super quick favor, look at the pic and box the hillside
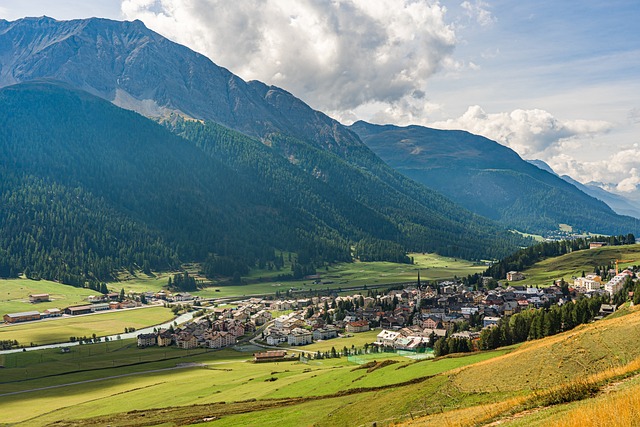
[515,244,640,286]
[529,159,640,219]
[0,81,529,287]
[350,121,640,236]
[0,81,347,285]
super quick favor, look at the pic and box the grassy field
[0,306,174,346]
[3,304,639,427]
[0,253,485,315]
[196,252,486,299]
[0,342,510,426]
[518,244,640,286]
[0,278,101,315]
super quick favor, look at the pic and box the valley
[0,11,638,427]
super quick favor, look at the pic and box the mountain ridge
[350,120,640,236]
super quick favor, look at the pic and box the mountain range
[0,16,636,284]
[350,121,640,236]
[527,160,640,219]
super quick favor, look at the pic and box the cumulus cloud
[460,0,496,27]
[549,147,640,194]
[121,0,457,112]
[431,105,612,158]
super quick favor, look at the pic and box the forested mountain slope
[351,121,640,236]
[0,82,529,287]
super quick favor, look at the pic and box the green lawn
[518,244,640,286]
[0,278,101,315]
[0,306,174,346]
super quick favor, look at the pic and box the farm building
[65,305,94,316]
[4,311,41,323]
[29,293,50,303]
[253,350,288,362]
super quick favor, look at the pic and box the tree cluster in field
[168,271,199,292]
[0,339,20,350]
[433,337,472,357]
[482,235,635,280]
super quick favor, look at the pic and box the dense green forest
[0,82,530,287]
[168,119,532,262]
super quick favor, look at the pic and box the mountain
[0,16,360,156]
[0,80,529,285]
[350,121,640,236]
[0,16,534,275]
[528,160,640,219]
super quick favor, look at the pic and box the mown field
[0,306,174,346]
[518,244,640,286]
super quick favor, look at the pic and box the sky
[1,0,639,196]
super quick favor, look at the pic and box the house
[376,330,400,347]
[205,331,236,349]
[266,333,287,346]
[312,326,339,340]
[345,320,370,333]
[65,305,94,315]
[29,293,50,303]
[157,330,173,346]
[422,315,442,330]
[287,328,313,346]
[254,350,288,362]
[3,311,41,324]
[483,316,501,328]
[599,304,617,317]
[589,242,606,249]
[227,324,245,337]
[506,271,525,281]
[42,308,62,318]
[137,333,157,347]
[175,332,198,349]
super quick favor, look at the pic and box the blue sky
[1,0,639,193]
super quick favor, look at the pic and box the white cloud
[121,0,457,113]
[431,105,612,158]
[549,147,640,194]
[460,0,495,27]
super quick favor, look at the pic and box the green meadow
[0,306,174,346]
[0,278,101,315]
[196,252,486,299]
[0,337,510,426]
[518,244,640,286]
